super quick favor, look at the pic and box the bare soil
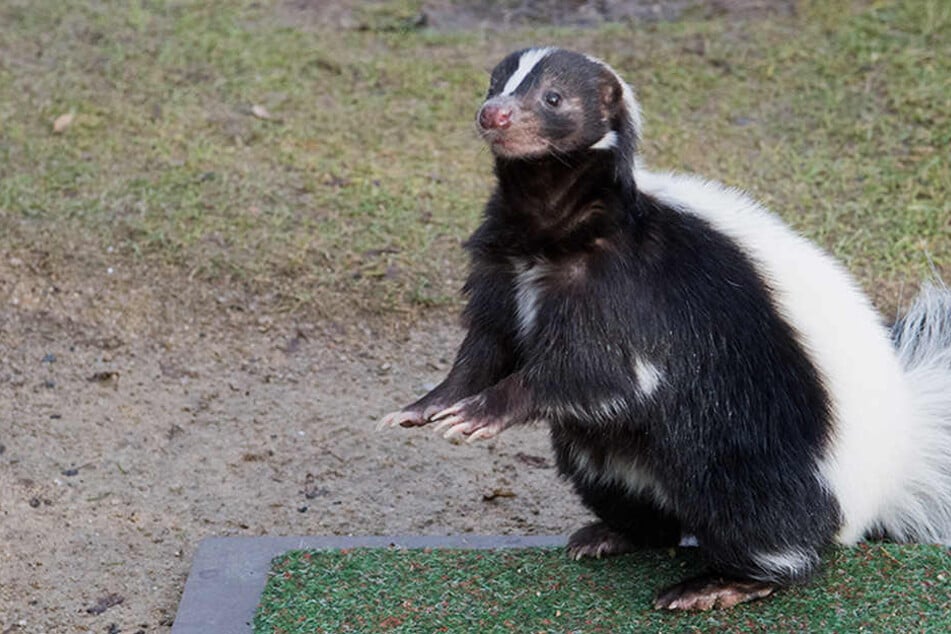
[0,257,589,632]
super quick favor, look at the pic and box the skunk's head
[477,48,641,164]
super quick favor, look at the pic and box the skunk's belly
[555,438,671,509]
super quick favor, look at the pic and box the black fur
[389,49,843,596]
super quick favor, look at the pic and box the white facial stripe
[501,47,553,96]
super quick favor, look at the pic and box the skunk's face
[477,48,628,160]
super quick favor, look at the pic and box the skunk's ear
[599,72,623,119]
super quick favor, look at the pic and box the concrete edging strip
[171,534,568,634]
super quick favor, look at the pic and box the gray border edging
[171,535,568,634]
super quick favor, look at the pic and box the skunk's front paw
[376,402,453,431]
[376,408,426,430]
[429,396,505,443]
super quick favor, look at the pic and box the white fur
[592,396,628,420]
[543,396,626,425]
[879,282,951,544]
[590,130,617,150]
[511,257,550,340]
[634,169,920,545]
[570,445,671,508]
[633,358,662,397]
[618,81,642,142]
[752,548,819,580]
[502,48,553,96]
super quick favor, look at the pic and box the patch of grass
[0,0,947,320]
[253,544,951,633]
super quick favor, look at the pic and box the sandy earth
[0,258,590,632]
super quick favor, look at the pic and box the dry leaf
[52,113,74,133]
[251,105,272,120]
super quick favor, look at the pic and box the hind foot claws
[654,575,777,611]
[567,522,636,560]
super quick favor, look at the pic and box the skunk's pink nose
[478,103,512,130]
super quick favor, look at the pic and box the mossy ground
[253,545,951,633]
[1,0,947,324]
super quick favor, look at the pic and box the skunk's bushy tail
[883,281,951,544]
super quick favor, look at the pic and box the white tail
[881,281,951,544]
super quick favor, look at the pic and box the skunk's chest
[509,255,591,340]
[505,253,666,410]
[511,257,551,340]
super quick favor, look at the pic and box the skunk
[379,47,951,610]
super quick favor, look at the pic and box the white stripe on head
[501,47,554,96]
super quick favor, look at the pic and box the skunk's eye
[544,91,562,107]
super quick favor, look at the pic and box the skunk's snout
[478,100,513,131]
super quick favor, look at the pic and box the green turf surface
[253,544,950,633]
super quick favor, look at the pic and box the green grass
[0,0,948,320]
[253,545,951,633]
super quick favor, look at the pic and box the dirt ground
[0,256,591,632]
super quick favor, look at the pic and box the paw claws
[442,421,472,440]
[376,411,401,430]
[654,577,777,611]
[429,403,463,422]
[465,427,497,443]
[377,409,429,430]
[432,415,463,434]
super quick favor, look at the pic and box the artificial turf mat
[253,544,950,633]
